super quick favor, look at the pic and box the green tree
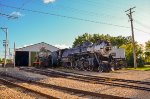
[73,33,131,48]
[73,33,92,47]
[0,58,1,63]
[120,43,144,67]
[145,40,150,50]
[136,44,145,67]
[145,40,150,63]
[110,36,132,47]
[120,43,133,67]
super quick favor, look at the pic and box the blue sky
[0,0,150,58]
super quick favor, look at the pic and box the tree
[145,40,150,64]
[110,36,132,47]
[73,33,131,48]
[136,44,145,67]
[0,58,1,63]
[73,33,92,47]
[145,40,150,50]
[120,43,144,67]
[120,43,133,67]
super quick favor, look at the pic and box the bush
[126,54,145,67]
[137,57,145,67]
[126,54,134,67]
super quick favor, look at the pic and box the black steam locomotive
[51,40,122,72]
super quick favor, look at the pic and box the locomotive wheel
[77,61,84,71]
[83,61,89,71]
[67,62,72,69]
[88,65,94,71]
[115,62,121,70]
[62,62,70,69]
[71,62,76,70]
[120,61,127,68]
[111,66,115,71]
[73,61,78,70]
[110,62,115,71]
[98,64,104,72]
[98,63,111,72]
[78,66,84,71]
[104,63,111,72]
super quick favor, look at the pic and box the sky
[0,0,150,58]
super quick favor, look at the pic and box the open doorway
[15,51,29,66]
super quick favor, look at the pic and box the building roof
[16,42,59,52]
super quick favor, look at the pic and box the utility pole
[1,27,8,68]
[14,42,16,67]
[9,48,10,56]
[125,7,137,68]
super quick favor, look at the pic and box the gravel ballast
[54,68,150,81]
[0,81,37,99]
[0,67,150,99]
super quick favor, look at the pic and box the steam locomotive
[36,40,124,72]
[50,40,126,72]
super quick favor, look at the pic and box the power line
[134,20,150,29]
[18,0,32,10]
[134,28,150,34]
[0,12,17,19]
[54,4,126,20]
[28,0,126,20]
[0,0,32,27]
[72,0,119,10]
[0,3,150,35]
[83,0,126,9]
[71,0,126,15]
[0,3,130,29]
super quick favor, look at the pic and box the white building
[15,42,59,66]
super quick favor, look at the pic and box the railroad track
[1,73,128,99]
[0,77,58,99]
[53,69,150,85]
[20,67,150,92]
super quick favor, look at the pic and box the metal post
[29,51,31,66]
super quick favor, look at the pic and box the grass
[126,65,150,71]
